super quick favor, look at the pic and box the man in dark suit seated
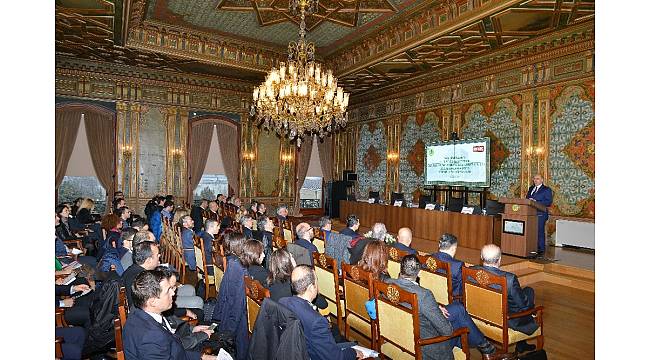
[431,233,465,298]
[292,222,318,265]
[279,265,362,360]
[525,174,553,257]
[275,205,289,223]
[121,239,160,308]
[123,270,220,360]
[191,198,208,233]
[199,219,219,275]
[392,227,418,255]
[471,244,539,353]
[339,214,360,237]
[254,216,274,268]
[386,255,499,358]
[241,214,255,239]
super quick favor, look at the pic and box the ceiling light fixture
[250,0,349,146]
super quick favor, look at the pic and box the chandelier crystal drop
[250,0,349,146]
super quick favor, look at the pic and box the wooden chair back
[387,247,409,279]
[282,221,294,243]
[341,263,376,349]
[114,317,125,360]
[55,337,64,359]
[312,230,326,253]
[118,287,128,322]
[374,280,469,360]
[194,234,213,299]
[462,266,544,352]
[417,255,453,306]
[244,276,270,335]
[311,252,343,331]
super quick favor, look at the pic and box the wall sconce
[387,152,399,162]
[243,152,256,160]
[171,148,183,159]
[280,153,294,162]
[121,145,133,157]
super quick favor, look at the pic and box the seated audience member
[339,214,360,237]
[290,222,318,266]
[241,239,270,284]
[386,255,497,358]
[212,232,249,360]
[56,282,93,328]
[279,265,362,360]
[71,197,84,217]
[148,199,164,242]
[112,197,126,213]
[130,218,148,232]
[55,213,97,267]
[181,215,197,271]
[254,216,274,268]
[157,266,204,323]
[123,270,220,360]
[121,240,160,308]
[57,204,96,255]
[319,216,332,232]
[216,194,225,204]
[431,233,465,298]
[98,214,122,260]
[241,214,255,239]
[76,198,96,225]
[249,201,258,217]
[55,326,86,360]
[200,219,219,275]
[348,219,376,265]
[144,195,164,221]
[266,249,296,301]
[207,200,220,221]
[116,206,132,230]
[191,199,208,232]
[357,240,391,282]
[276,205,289,223]
[392,227,418,255]
[256,202,267,217]
[173,208,190,227]
[472,244,539,353]
[161,200,175,221]
[119,228,138,271]
[233,197,242,209]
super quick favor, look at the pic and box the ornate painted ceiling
[55,0,595,97]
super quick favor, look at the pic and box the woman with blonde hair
[173,207,190,226]
[76,198,96,224]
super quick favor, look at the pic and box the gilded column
[520,91,535,197]
[384,117,401,196]
[537,88,551,181]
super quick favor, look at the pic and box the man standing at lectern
[526,174,553,257]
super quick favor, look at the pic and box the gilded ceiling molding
[126,21,287,73]
[346,45,594,124]
[326,0,517,76]
[349,24,594,109]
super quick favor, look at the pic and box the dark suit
[212,256,249,360]
[279,296,356,360]
[243,226,255,240]
[526,184,553,252]
[190,206,205,233]
[199,231,214,276]
[392,242,417,255]
[470,265,538,335]
[348,237,371,265]
[338,227,358,238]
[248,265,270,285]
[121,264,144,309]
[123,307,201,360]
[431,251,465,298]
[294,238,318,265]
[256,230,273,268]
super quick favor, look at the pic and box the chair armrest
[508,305,544,320]
[55,308,67,327]
[55,337,64,358]
[418,327,469,345]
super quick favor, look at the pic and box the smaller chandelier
[250,0,349,146]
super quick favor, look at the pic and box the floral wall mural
[356,121,387,198]
[399,112,442,202]
[548,84,595,219]
[462,97,522,198]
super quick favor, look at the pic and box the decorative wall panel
[355,121,387,198]
[461,97,522,199]
[399,112,442,202]
[255,130,282,197]
[548,84,595,218]
[138,105,168,197]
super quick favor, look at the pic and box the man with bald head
[290,222,318,265]
[526,174,553,257]
[279,265,362,360]
[392,227,418,255]
[471,244,538,353]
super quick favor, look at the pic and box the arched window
[300,135,324,209]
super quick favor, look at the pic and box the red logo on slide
[473,146,485,152]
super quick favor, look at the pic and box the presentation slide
[424,138,490,187]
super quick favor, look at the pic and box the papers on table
[71,248,83,255]
[368,198,376,204]
[352,345,379,358]
[216,348,234,360]
[424,203,436,210]
[66,261,83,269]
[393,200,403,207]
[63,274,76,285]
[461,206,474,214]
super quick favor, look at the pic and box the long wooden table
[339,200,501,250]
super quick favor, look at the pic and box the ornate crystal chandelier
[250,0,349,146]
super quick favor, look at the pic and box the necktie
[531,186,538,196]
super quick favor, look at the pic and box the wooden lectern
[498,198,547,257]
